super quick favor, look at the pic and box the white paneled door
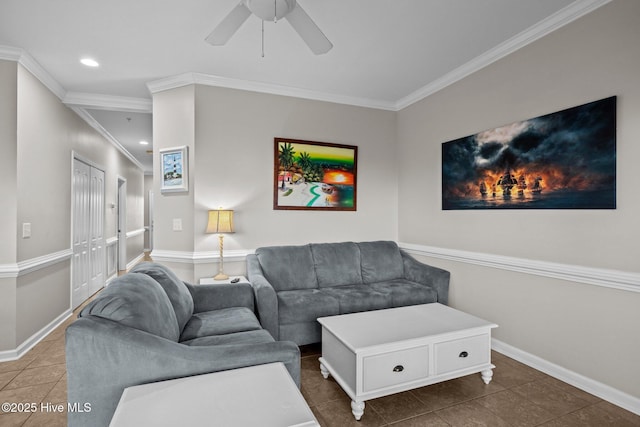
[72,159,105,309]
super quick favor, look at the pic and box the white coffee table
[317,303,497,420]
[110,362,319,427]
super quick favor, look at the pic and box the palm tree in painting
[297,152,312,173]
[279,142,296,190]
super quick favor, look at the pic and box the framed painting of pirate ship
[442,96,616,210]
[274,138,357,211]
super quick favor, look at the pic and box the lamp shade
[206,210,234,234]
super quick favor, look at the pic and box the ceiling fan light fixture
[246,0,294,21]
[206,0,332,55]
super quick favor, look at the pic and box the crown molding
[6,0,611,115]
[0,45,66,100]
[395,0,612,110]
[147,72,397,111]
[63,92,152,113]
[399,242,640,294]
[69,106,145,171]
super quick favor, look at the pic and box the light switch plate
[172,218,182,231]
[22,223,31,238]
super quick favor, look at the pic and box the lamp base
[213,272,229,280]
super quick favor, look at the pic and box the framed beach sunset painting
[442,96,616,210]
[273,138,358,211]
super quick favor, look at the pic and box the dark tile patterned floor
[1,285,639,426]
[300,344,640,426]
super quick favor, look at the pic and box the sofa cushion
[358,241,405,283]
[369,279,438,307]
[277,289,340,324]
[256,244,318,291]
[131,262,194,332]
[182,329,275,346]
[180,307,262,342]
[79,273,180,342]
[311,242,363,288]
[320,285,389,314]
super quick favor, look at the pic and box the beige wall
[397,0,640,399]
[153,85,398,281]
[0,60,17,263]
[0,61,18,350]
[0,62,145,353]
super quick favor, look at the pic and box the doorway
[72,158,105,309]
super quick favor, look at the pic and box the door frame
[117,176,127,271]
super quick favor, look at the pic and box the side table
[199,275,249,285]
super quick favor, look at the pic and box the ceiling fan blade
[205,2,252,46]
[285,3,333,55]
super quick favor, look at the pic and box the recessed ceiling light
[80,58,99,67]
[139,140,149,145]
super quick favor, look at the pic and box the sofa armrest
[246,254,279,340]
[184,282,254,313]
[400,250,451,305]
[66,317,300,427]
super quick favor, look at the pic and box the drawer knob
[459,351,469,358]
[392,365,404,372]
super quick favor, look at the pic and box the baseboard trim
[399,242,640,294]
[492,338,640,415]
[126,253,146,271]
[0,309,72,362]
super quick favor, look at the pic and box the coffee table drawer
[435,334,490,375]
[362,345,429,392]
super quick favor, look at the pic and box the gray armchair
[66,262,300,427]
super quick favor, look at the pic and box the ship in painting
[532,176,543,194]
[517,174,527,196]
[497,170,517,197]
[479,181,488,196]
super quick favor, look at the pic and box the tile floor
[1,292,639,426]
[300,344,640,426]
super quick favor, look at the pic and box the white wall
[397,0,640,401]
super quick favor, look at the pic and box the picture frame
[160,146,189,193]
[441,96,616,210]
[273,138,358,211]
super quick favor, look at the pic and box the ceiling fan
[205,0,333,55]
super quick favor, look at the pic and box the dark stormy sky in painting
[442,97,616,209]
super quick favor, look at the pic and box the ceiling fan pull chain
[274,0,277,23]
[261,20,265,57]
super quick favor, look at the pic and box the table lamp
[206,209,234,280]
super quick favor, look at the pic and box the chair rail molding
[151,249,253,264]
[0,248,73,278]
[399,242,640,293]
[125,228,146,239]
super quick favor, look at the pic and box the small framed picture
[160,146,188,193]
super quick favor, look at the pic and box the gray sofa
[65,262,300,427]
[246,241,450,345]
